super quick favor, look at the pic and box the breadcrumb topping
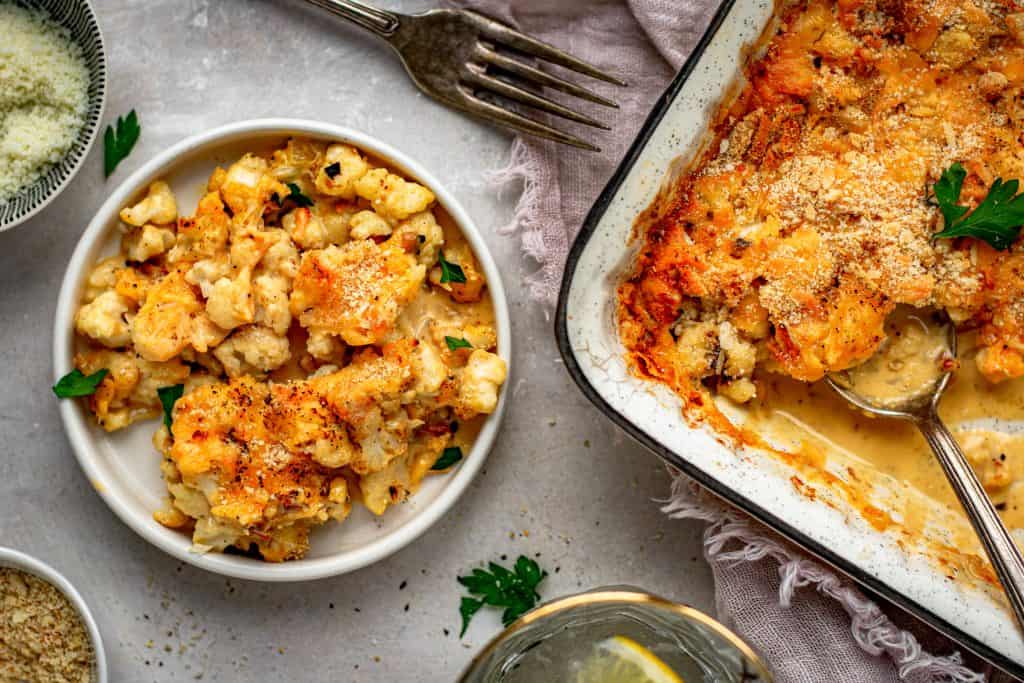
[0,568,95,683]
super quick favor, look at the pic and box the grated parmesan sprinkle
[0,2,90,203]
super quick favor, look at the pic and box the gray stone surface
[0,0,713,679]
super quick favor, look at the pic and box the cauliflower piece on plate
[290,239,426,346]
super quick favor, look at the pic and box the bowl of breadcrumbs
[0,547,105,683]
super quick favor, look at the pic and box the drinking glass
[458,588,773,682]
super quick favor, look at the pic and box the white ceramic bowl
[0,547,107,682]
[54,119,511,581]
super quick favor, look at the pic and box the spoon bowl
[825,307,1024,633]
[826,309,958,418]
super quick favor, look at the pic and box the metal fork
[301,0,626,151]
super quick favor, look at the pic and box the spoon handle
[918,413,1024,628]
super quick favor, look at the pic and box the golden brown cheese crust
[620,0,1024,416]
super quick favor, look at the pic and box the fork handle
[917,412,1024,630]
[301,0,399,37]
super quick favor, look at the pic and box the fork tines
[466,13,626,152]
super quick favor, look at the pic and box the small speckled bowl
[0,547,107,683]
[0,0,107,231]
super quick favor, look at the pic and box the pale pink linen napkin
[455,0,994,680]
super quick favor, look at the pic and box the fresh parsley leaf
[459,597,484,637]
[438,251,467,284]
[104,110,141,177]
[457,555,547,636]
[324,162,341,179]
[445,336,472,351]
[157,384,185,431]
[933,163,1024,250]
[431,446,463,471]
[53,369,108,398]
[286,183,315,208]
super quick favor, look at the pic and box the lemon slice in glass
[575,635,685,683]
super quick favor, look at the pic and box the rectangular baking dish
[555,0,1024,675]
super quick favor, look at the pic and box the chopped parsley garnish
[933,162,1024,250]
[445,336,472,351]
[53,369,108,398]
[431,446,463,471]
[324,162,341,179]
[157,384,185,430]
[457,556,547,636]
[286,182,315,208]
[438,251,467,284]
[104,110,141,177]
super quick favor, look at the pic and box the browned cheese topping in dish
[71,139,507,561]
[0,568,95,683]
[617,0,1024,565]
[620,0,1024,400]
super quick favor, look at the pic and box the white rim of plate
[53,118,511,581]
[0,546,108,683]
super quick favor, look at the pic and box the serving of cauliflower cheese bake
[68,138,507,562]
[619,0,1024,557]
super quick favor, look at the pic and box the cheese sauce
[830,307,953,412]
[747,333,1024,535]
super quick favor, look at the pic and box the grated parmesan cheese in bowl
[0,1,90,204]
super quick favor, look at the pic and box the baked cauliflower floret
[113,266,158,306]
[75,290,134,348]
[354,168,436,222]
[312,341,417,473]
[718,321,756,379]
[290,240,426,346]
[259,229,300,279]
[349,210,392,241]
[252,271,292,336]
[212,325,291,378]
[360,433,448,515]
[411,339,447,395]
[205,269,255,331]
[167,191,230,265]
[455,350,507,419]
[123,224,176,262]
[282,207,329,250]
[269,138,326,183]
[82,257,124,304]
[120,181,177,227]
[132,269,228,362]
[314,144,369,199]
[306,329,345,363]
[394,211,444,266]
[75,349,189,431]
[219,153,287,217]
[322,203,355,244]
[185,256,232,298]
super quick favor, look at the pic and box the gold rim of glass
[459,588,774,681]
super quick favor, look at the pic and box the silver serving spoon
[827,311,1024,629]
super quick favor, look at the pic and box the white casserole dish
[55,119,511,582]
[555,0,1024,675]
